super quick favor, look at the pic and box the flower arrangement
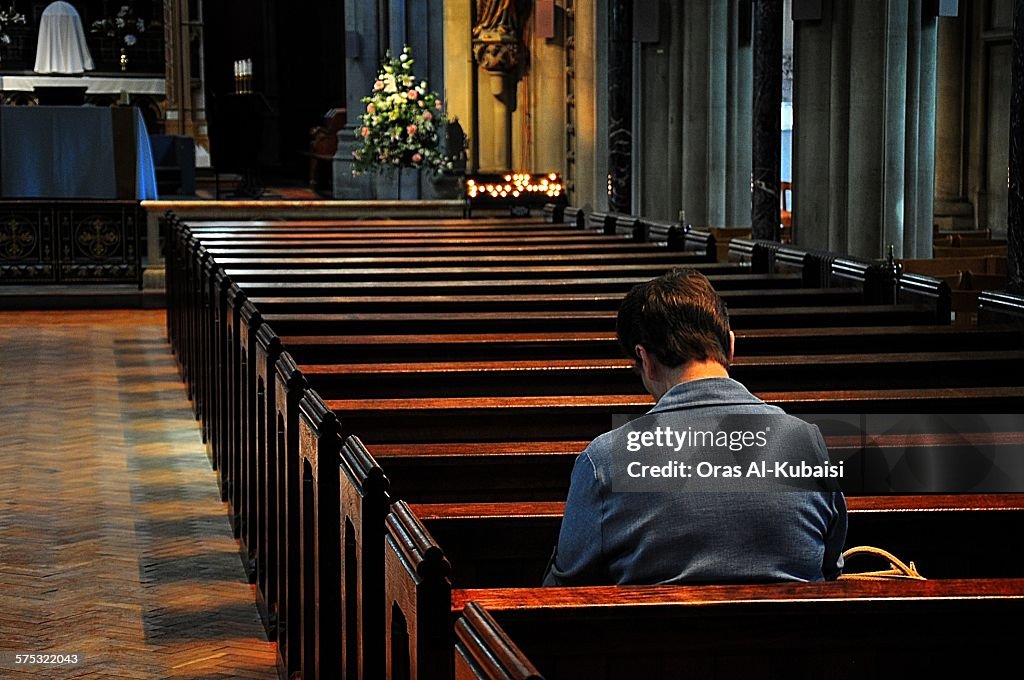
[91,4,147,48]
[0,4,26,49]
[352,46,456,175]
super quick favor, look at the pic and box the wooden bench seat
[272,326,1022,363]
[246,288,865,314]
[258,306,938,338]
[411,494,1024,587]
[230,272,805,297]
[383,501,1024,680]
[320,434,1024,676]
[451,580,1024,680]
[362,431,1024,502]
[288,351,1023,398]
[213,251,717,268]
[203,241,677,256]
[273,385,1024,674]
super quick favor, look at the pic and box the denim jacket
[543,377,847,586]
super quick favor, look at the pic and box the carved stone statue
[472,0,522,73]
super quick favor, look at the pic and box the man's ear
[728,331,735,363]
[635,344,657,383]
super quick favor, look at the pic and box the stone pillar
[163,0,194,139]
[334,0,382,198]
[791,0,937,259]
[472,2,525,173]
[573,0,605,212]
[934,13,973,229]
[751,0,782,241]
[791,0,837,250]
[607,0,632,213]
[634,2,750,225]
[1010,0,1024,293]
[913,2,938,258]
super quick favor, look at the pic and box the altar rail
[0,200,142,286]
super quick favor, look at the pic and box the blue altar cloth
[0,105,158,200]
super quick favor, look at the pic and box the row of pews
[165,207,1024,679]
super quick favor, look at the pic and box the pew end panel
[830,257,898,305]
[542,203,565,224]
[587,211,617,236]
[562,206,585,229]
[339,435,393,680]
[454,602,545,680]
[253,321,281,638]
[229,284,258,577]
[273,352,308,679]
[978,291,1024,330]
[297,391,343,679]
[896,274,952,325]
[384,500,454,680]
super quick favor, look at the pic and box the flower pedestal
[372,167,421,200]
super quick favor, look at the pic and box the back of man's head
[616,268,732,369]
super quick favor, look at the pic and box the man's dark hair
[616,268,732,368]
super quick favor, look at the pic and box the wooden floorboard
[0,310,276,679]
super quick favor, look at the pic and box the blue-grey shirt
[543,377,847,586]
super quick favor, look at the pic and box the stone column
[334,0,382,198]
[472,2,525,173]
[752,0,782,241]
[163,0,194,138]
[934,13,973,229]
[791,0,937,259]
[792,0,837,250]
[1010,0,1024,293]
[607,0,632,213]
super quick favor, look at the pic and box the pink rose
[367,103,375,114]
[412,153,423,163]
[373,80,384,91]
[406,124,417,135]
[407,89,418,100]
[423,111,433,121]
[435,100,443,110]
[361,127,369,137]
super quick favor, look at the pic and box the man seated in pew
[543,269,847,586]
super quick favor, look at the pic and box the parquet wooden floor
[0,311,277,679]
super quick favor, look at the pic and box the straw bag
[838,546,925,581]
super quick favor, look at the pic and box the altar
[0,105,158,200]
[0,105,155,286]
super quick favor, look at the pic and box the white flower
[137,18,145,32]
[124,34,136,46]
[399,53,408,62]
[0,34,9,45]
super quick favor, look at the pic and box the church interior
[1,1,1024,678]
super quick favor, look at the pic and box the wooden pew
[215,294,942,527]
[384,500,1024,680]
[273,325,1023,364]
[332,433,1024,676]
[214,280,937,639]
[246,288,865,314]
[286,351,1024,398]
[208,273,834,560]
[283,385,1024,677]
[411,495,1024,587]
[159,216,1015,675]
[452,581,1024,680]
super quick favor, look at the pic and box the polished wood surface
[0,310,276,679]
